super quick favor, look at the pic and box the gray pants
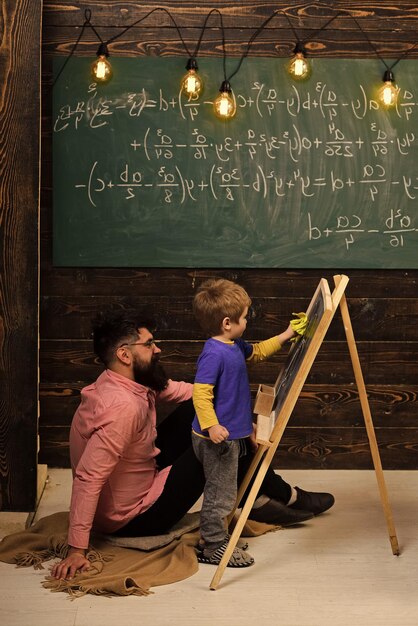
[192,433,240,549]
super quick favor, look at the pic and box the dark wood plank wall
[40,1,418,471]
[0,1,41,511]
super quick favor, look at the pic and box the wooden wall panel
[40,381,418,429]
[39,295,418,342]
[40,1,418,469]
[38,423,418,471]
[0,1,41,510]
[41,1,418,30]
[39,339,418,386]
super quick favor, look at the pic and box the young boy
[191,278,309,567]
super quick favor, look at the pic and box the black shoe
[248,498,313,526]
[289,486,335,516]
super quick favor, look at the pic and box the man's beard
[133,355,168,392]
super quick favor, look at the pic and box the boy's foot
[248,498,313,526]
[197,535,249,553]
[197,539,254,568]
[289,487,335,516]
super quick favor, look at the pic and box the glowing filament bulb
[91,43,112,83]
[185,72,197,92]
[94,57,109,79]
[378,70,399,108]
[288,43,311,81]
[181,58,203,98]
[293,54,309,77]
[213,81,236,120]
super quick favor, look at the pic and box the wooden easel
[209,275,399,590]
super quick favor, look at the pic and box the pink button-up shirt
[68,369,192,549]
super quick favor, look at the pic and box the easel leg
[227,443,267,524]
[334,275,400,555]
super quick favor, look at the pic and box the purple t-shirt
[192,337,254,439]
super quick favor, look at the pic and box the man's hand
[51,546,90,580]
[208,424,229,444]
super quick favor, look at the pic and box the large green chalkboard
[53,57,418,267]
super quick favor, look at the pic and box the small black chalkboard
[254,277,334,441]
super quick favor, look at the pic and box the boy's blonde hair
[193,278,252,336]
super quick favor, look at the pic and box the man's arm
[52,401,143,579]
[158,379,193,403]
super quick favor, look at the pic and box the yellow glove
[289,312,308,342]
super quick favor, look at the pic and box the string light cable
[285,11,353,80]
[352,14,418,107]
[95,7,193,84]
[205,9,236,119]
[52,7,418,113]
[53,9,102,86]
[180,7,227,99]
[53,7,194,86]
[212,9,301,118]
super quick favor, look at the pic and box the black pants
[113,399,292,537]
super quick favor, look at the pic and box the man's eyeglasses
[119,339,159,349]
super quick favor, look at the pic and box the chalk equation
[53,81,418,132]
[66,125,414,163]
[308,210,417,250]
[75,159,418,206]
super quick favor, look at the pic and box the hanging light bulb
[91,43,112,83]
[378,69,399,108]
[181,58,203,99]
[213,80,236,120]
[287,42,311,81]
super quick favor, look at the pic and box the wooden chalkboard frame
[209,274,399,590]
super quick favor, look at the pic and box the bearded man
[52,309,334,580]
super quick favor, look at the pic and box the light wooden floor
[1,468,418,626]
